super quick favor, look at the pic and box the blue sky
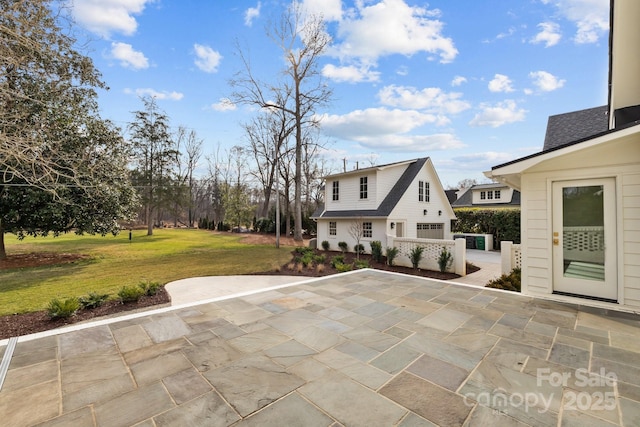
[69,0,611,188]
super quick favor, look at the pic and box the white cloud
[545,0,609,44]
[110,42,148,69]
[319,108,440,139]
[488,74,515,93]
[322,64,380,83]
[377,85,471,115]
[330,0,458,64]
[529,70,566,92]
[72,0,151,37]
[451,76,467,87]
[244,2,261,27]
[212,98,237,112]
[193,44,222,73]
[301,0,343,21]
[469,100,526,127]
[531,22,562,47]
[353,133,465,152]
[124,88,183,101]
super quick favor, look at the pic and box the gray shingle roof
[317,157,428,219]
[543,105,609,151]
[451,185,520,208]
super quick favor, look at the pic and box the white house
[452,183,520,209]
[312,157,456,252]
[485,0,640,312]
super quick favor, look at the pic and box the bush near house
[485,268,521,292]
[452,208,520,249]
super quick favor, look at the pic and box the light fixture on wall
[423,209,427,215]
[390,222,395,229]
[438,210,442,216]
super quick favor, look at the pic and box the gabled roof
[542,106,609,151]
[315,157,428,219]
[451,184,520,208]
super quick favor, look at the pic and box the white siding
[622,172,640,307]
[389,160,454,240]
[325,172,378,212]
[519,134,640,310]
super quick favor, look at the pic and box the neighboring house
[485,0,640,311]
[312,158,456,252]
[451,183,520,209]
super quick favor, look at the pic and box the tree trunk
[0,219,6,260]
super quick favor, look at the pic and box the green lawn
[0,229,295,316]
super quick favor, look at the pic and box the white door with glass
[552,179,617,301]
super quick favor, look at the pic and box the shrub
[370,241,383,263]
[354,259,369,269]
[385,247,399,266]
[139,280,161,296]
[354,243,365,255]
[294,246,314,256]
[78,292,109,310]
[118,285,145,303]
[335,262,353,272]
[299,253,314,267]
[409,246,424,269]
[321,240,330,251]
[313,254,326,264]
[437,247,453,273]
[47,297,80,319]
[338,241,348,253]
[486,268,521,292]
[331,255,345,268]
[316,264,325,273]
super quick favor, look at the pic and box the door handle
[553,238,559,246]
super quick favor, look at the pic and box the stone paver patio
[1,269,640,426]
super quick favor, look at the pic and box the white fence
[387,236,466,276]
[501,241,521,274]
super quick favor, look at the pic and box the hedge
[452,208,520,249]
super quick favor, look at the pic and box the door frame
[551,178,618,301]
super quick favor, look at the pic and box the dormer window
[332,181,339,201]
[494,190,501,199]
[360,176,368,199]
[480,191,486,200]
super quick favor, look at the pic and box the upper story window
[419,181,430,202]
[494,190,501,199]
[332,181,339,201]
[487,190,494,200]
[480,191,486,200]
[359,176,368,199]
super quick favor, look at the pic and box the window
[418,181,430,202]
[329,221,336,236]
[360,176,368,199]
[363,222,372,238]
[332,181,339,201]
[480,191,486,200]
[494,190,501,199]
[487,190,493,200]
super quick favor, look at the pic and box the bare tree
[230,1,333,241]
[175,126,203,227]
[243,108,294,218]
[348,217,366,261]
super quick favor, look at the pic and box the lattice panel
[563,227,604,252]
[512,244,522,269]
